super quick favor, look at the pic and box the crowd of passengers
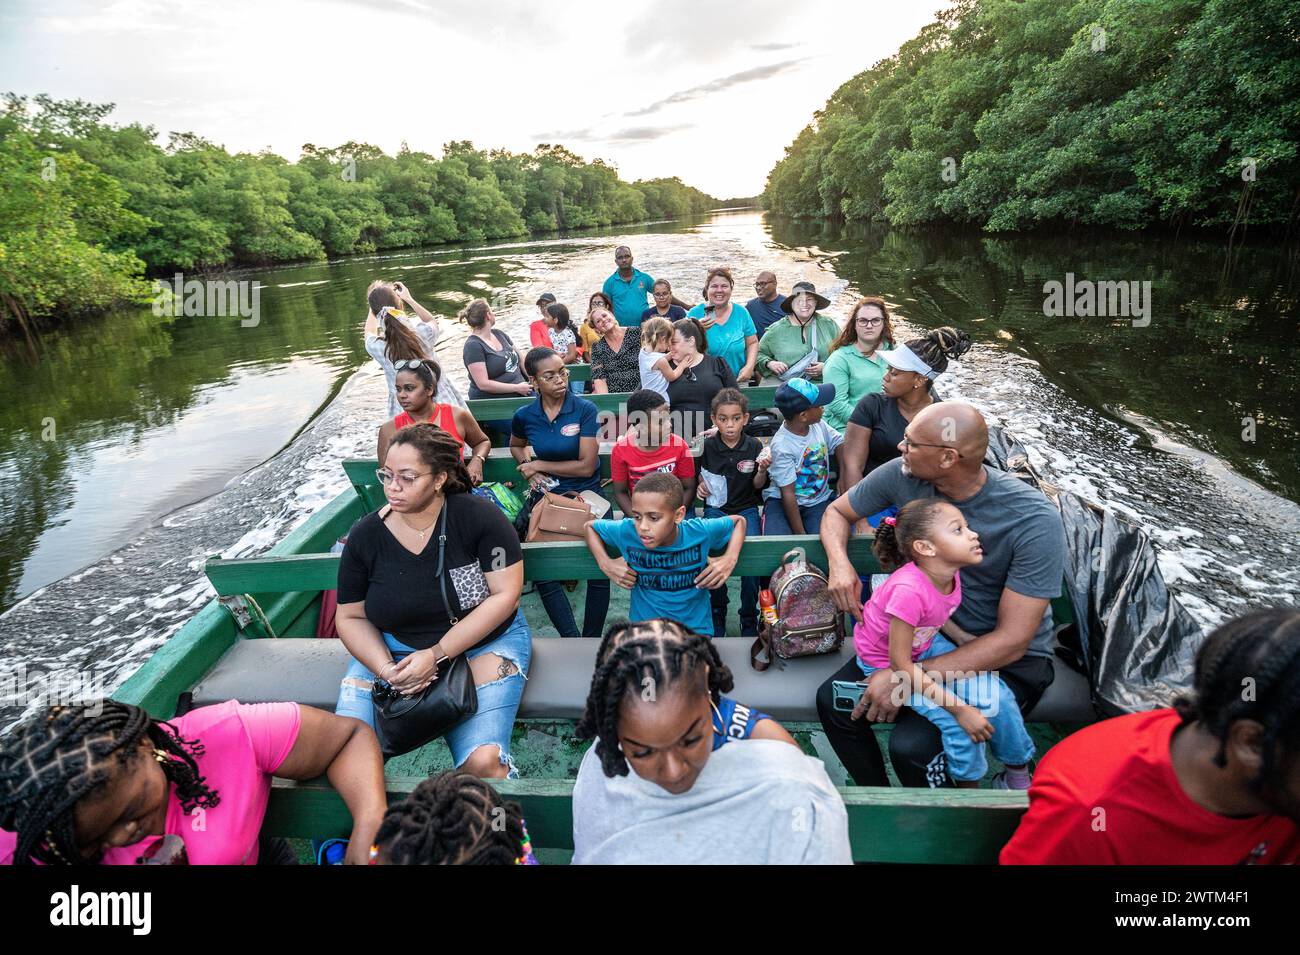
[2,246,1296,865]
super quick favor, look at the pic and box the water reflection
[767,218,1299,503]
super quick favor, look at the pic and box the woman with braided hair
[370,771,537,865]
[571,618,850,864]
[838,325,971,492]
[1001,608,1300,864]
[0,699,385,865]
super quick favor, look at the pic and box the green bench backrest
[264,776,1028,864]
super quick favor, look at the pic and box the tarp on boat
[984,427,1204,716]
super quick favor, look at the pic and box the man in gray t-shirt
[816,402,1067,788]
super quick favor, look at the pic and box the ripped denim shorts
[335,610,532,777]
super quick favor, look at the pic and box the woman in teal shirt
[686,266,758,381]
[823,296,895,432]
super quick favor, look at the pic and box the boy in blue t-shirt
[586,472,745,637]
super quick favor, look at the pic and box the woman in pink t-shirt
[0,699,386,865]
[849,498,1036,789]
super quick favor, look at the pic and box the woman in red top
[377,359,491,484]
[1001,608,1300,865]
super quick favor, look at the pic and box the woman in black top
[589,307,643,394]
[838,326,971,491]
[335,424,532,772]
[666,317,737,443]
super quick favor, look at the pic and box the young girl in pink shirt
[852,498,1035,789]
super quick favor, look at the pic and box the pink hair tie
[883,516,897,527]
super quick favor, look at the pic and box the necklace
[397,501,441,539]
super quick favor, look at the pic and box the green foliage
[0,97,719,330]
[764,0,1300,231]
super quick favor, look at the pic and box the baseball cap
[881,344,940,380]
[536,292,557,306]
[775,378,836,418]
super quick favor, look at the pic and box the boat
[113,378,1099,864]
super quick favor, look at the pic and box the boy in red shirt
[611,389,696,517]
[1001,608,1300,864]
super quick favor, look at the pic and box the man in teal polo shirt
[603,245,687,326]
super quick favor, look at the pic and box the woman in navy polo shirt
[509,347,610,639]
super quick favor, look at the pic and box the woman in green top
[822,296,896,432]
[756,281,840,381]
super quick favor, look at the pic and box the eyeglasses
[754,281,774,289]
[376,469,432,486]
[900,435,964,457]
[393,359,428,371]
[537,368,570,384]
[855,317,884,327]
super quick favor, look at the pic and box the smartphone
[831,679,868,713]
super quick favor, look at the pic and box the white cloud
[0,0,951,197]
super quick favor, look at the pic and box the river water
[1,211,1296,727]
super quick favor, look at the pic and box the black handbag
[372,505,478,758]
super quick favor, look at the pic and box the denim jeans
[762,496,830,535]
[536,578,611,638]
[705,505,761,637]
[335,610,532,775]
[854,635,1036,782]
[533,486,611,638]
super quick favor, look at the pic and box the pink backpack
[750,549,845,670]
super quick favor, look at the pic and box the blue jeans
[857,635,1035,782]
[706,505,761,637]
[762,496,830,535]
[536,578,610,638]
[533,486,610,638]
[335,611,532,775]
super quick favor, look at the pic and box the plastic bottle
[759,589,779,627]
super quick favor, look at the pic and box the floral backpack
[750,548,845,671]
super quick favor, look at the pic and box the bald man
[816,402,1066,788]
[745,270,785,338]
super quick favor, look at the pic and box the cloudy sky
[1,0,948,198]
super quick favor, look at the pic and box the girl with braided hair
[370,771,537,865]
[571,618,849,864]
[336,423,533,772]
[1002,608,1300,864]
[839,325,970,491]
[0,699,385,865]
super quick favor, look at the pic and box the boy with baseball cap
[763,378,845,535]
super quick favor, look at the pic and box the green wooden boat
[113,384,1095,864]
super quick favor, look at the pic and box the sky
[0,0,949,198]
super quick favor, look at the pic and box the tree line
[764,0,1299,233]
[0,94,720,338]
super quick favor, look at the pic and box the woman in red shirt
[377,358,491,484]
[1001,608,1300,865]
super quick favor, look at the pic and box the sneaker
[991,766,1034,790]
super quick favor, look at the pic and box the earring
[153,748,169,764]
[710,699,725,734]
